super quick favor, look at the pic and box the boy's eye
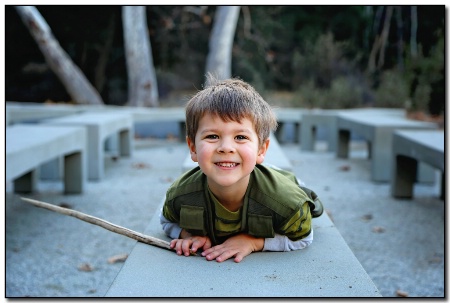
[205,134,219,139]
[235,135,248,140]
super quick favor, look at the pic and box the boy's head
[185,75,278,147]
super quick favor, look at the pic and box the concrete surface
[105,200,380,297]
[5,139,445,298]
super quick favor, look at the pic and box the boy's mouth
[215,162,238,168]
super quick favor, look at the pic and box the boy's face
[187,113,269,193]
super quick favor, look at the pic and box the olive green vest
[164,164,320,245]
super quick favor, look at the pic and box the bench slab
[106,201,381,297]
[337,111,437,182]
[44,112,133,180]
[6,124,87,193]
[391,129,444,199]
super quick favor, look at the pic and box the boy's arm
[264,201,313,251]
[159,210,182,239]
[263,230,313,251]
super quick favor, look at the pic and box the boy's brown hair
[185,74,278,147]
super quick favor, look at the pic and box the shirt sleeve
[263,229,313,251]
[159,209,182,239]
[277,201,312,241]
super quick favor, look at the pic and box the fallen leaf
[133,162,151,169]
[339,165,351,171]
[396,289,409,297]
[78,263,94,272]
[372,226,385,233]
[108,253,128,264]
[361,214,373,222]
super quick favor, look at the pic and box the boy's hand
[201,234,264,263]
[170,232,212,256]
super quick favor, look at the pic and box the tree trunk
[122,6,159,107]
[368,6,393,72]
[15,6,103,105]
[205,6,240,84]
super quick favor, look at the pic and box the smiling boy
[160,75,323,263]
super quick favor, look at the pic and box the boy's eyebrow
[199,128,253,135]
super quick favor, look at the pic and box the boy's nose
[217,139,235,153]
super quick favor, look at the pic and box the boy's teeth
[217,162,236,167]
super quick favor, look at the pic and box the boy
[160,75,323,263]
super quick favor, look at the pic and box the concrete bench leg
[119,129,132,157]
[275,122,285,143]
[64,151,83,194]
[337,130,350,158]
[89,130,103,181]
[301,124,315,151]
[293,122,300,143]
[391,155,417,198]
[105,134,119,157]
[14,169,38,193]
[440,172,445,200]
[178,122,186,142]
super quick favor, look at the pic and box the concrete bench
[123,107,186,141]
[105,199,381,297]
[273,108,303,143]
[300,109,341,152]
[182,133,292,172]
[6,102,85,126]
[43,112,133,181]
[336,111,437,182]
[300,108,404,152]
[391,129,445,200]
[6,124,87,194]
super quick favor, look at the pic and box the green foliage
[373,69,409,108]
[293,76,364,109]
[403,28,445,113]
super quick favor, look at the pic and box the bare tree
[122,6,159,107]
[205,6,240,84]
[15,6,103,105]
[368,5,393,72]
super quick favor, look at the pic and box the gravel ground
[5,139,445,298]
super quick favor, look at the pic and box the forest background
[4,5,445,117]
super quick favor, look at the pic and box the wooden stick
[20,197,172,252]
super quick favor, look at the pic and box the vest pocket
[248,214,275,238]
[180,205,205,233]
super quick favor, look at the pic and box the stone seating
[391,129,445,200]
[43,112,133,181]
[300,109,341,152]
[273,108,303,143]
[336,110,437,182]
[6,102,84,126]
[6,124,87,194]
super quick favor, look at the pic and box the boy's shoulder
[253,164,299,184]
[166,166,206,200]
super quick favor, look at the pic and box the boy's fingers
[181,239,193,256]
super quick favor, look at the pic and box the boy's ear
[186,136,198,162]
[256,138,270,164]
